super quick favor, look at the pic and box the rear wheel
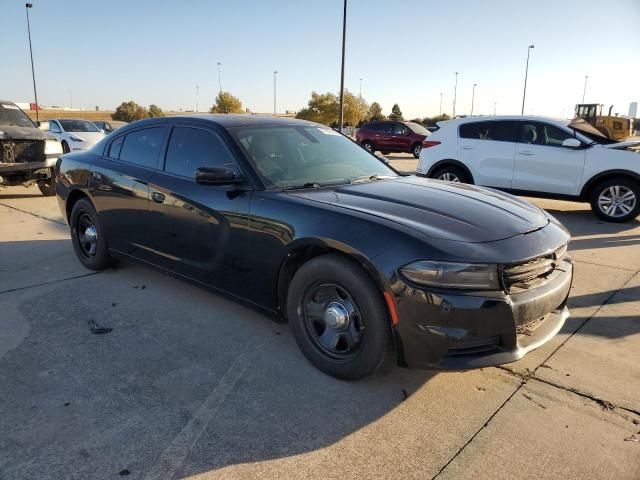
[70,198,116,270]
[590,177,640,222]
[412,143,422,158]
[361,140,374,154]
[431,165,470,183]
[287,254,390,380]
[37,168,56,197]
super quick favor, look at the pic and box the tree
[342,89,369,127]
[148,104,164,118]
[366,102,385,122]
[389,104,403,121]
[296,91,339,125]
[210,91,244,114]
[422,113,450,126]
[409,118,423,124]
[112,101,149,122]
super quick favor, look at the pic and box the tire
[412,143,422,158]
[287,254,390,380]
[431,165,470,184]
[62,141,70,154]
[69,198,115,270]
[589,177,640,223]
[37,168,56,197]
[361,140,375,154]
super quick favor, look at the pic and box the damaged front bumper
[394,256,573,369]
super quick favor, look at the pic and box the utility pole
[453,72,459,117]
[470,83,477,116]
[521,44,535,115]
[439,92,443,116]
[273,70,278,115]
[582,75,588,103]
[217,62,222,93]
[25,3,39,123]
[338,0,347,133]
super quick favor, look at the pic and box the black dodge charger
[55,115,573,380]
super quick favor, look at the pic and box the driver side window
[50,121,61,134]
[393,124,407,135]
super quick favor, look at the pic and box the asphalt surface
[1,170,639,479]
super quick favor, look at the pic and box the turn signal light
[422,140,441,148]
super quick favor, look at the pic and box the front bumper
[0,155,58,174]
[394,257,573,369]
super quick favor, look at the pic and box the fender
[425,159,475,184]
[580,169,640,199]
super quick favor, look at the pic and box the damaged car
[0,100,62,196]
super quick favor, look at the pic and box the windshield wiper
[348,174,395,184]
[283,182,321,190]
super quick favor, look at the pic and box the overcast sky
[3,0,639,119]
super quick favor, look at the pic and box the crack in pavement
[0,201,66,226]
[0,271,102,296]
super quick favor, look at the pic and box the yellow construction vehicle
[574,104,633,141]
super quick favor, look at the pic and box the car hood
[600,140,640,150]
[288,176,549,243]
[0,125,52,141]
[67,131,104,143]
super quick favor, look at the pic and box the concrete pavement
[0,184,638,479]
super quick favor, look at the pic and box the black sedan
[55,115,573,380]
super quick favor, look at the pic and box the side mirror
[562,138,582,149]
[377,155,390,164]
[38,121,50,131]
[195,166,243,185]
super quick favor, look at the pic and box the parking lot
[1,159,639,479]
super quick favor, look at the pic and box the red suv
[356,121,430,158]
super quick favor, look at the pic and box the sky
[2,0,639,119]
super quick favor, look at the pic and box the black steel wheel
[37,168,56,197]
[287,254,390,380]
[70,198,115,270]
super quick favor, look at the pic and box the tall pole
[494,102,497,116]
[582,75,588,103]
[196,85,199,112]
[25,3,39,123]
[359,78,362,97]
[217,62,222,93]
[69,90,72,110]
[452,72,459,117]
[521,44,534,115]
[273,70,278,115]
[338,0,347,133]
[439,92,443,116]
[470,83,477,116]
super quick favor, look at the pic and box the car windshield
[59,119,100,132]
[232,125,397,189]
[406,122,430,135]
[0,103,36,128]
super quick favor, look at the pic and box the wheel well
[65,189,89,222]
[427,160,475,184]
[580,171,640,200]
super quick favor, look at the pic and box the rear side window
[459,121,516,142]
[164,126,237,179]
[119,127,165,169]
[107,136,124,159]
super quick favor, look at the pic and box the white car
[417,115,640,222]
[45,118,105,153]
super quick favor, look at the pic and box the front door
[512,121,586,195]
[146,125,251,291]
[389,123,412,151]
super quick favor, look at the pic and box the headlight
[69,134,84,142]
[44,139,63,155]
[400,261,500,290]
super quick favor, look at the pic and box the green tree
[422,114,450,126]
[296,91,339,125]
[210,91,244,114]
[389,104,403,121]
[112,101,149,122]
[409,118,423,124]
[366,102,385,122]
[148,104,164,118]
[343,89,369,127]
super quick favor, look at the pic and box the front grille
[446,335,500,356]
[0,140,45,164]
[502,244,567,292]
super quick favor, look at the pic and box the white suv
[417,116,640,222]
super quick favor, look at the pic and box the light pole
[217,62,222,93]
[25,3,39,123]
[582,75,588,103]
[273,70,278,115]
[439,92,443,116]
[196,85,199,112]
[338,0,347,133]
[69,90,72,109]
[359,78,363,98]
[521,44,535,115]
[452,72,459,117]
[470,83,477,116]
[494,102,497,116]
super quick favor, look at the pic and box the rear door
[457,120,518,188]
[90,126,167,258]
[512,121,585,195]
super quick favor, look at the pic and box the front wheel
[590,178,640,222]
[70,198,116,270]
[37,168,56,197]
[287,254,390,380]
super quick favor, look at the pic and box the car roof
[164,114,320,128]
[442,115,570,126]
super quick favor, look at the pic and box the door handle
[151,191,165,204]
[91,171,103,181]
[519,150,534,155]
[461,145,473,150]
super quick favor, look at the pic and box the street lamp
[273,70,278,115]
[439,92,443,116]
[452,72,459,117]
[582,75,588,103]
[338,0,347,133]
[217,62,222,93]
[25,3,40,123]
[521,44,535,115]
[470,83,477,116]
